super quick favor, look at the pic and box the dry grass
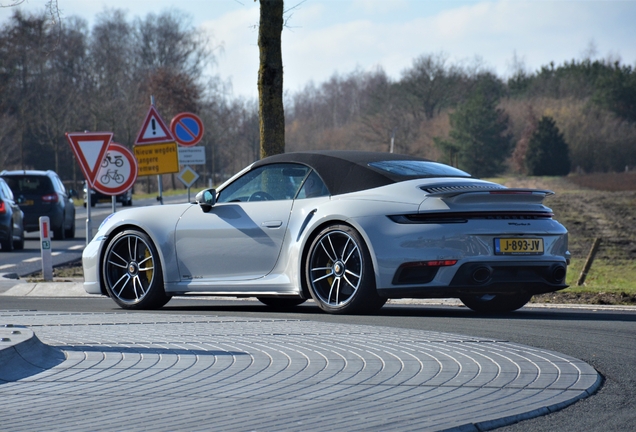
[567,171,636,191]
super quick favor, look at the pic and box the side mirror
[195,188,216,213]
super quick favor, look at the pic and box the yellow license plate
[23,200,34,206]
[495,238,544,255]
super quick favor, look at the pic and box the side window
[297,171,329,199]
[217,163,310,203]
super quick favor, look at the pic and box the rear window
[2,175,54,195]
[368,160,471,178]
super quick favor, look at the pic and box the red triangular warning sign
[65,132,113,188]
[135,105,174,145]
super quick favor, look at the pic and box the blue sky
[2,0,635,99]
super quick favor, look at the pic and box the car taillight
[399,260,458,269]
[42,194,58,203]
[0,201,5,214]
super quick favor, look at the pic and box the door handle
[262,220,283,228]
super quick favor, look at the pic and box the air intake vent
[421,184,507,194]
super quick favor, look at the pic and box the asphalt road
[0,194,190,276]
[1,296,634,431]
[2,192,634,430]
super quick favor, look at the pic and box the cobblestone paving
[0,311,600,432]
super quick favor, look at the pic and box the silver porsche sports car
[82,151,570,314]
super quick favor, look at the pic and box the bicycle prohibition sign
[92,143,138,196]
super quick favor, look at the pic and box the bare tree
[33,16,89,173]
[0,10,54,169]
[257,0,285,158]
[85,9,141,144]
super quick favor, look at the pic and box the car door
[174,163,310,282]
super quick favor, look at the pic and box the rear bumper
[378,261,568,298]
[23,210,63,231]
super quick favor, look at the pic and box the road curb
[2,280,636,311]
[0,280,91,297]
[0,325,66,383]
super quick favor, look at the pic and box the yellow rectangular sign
[134,142,179,175]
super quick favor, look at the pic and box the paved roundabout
[1,311,600,431]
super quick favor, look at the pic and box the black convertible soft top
[251,150,434,196]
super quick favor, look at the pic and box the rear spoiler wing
[425,188,555,204]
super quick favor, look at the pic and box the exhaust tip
[552,265,566,283]
[472,266,492,284]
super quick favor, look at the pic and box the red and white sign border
[135,105,174,145]
[170,112,204,147]
[92,143,138,196]
[65,132,113,188]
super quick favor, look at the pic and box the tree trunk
[258,0,285,158]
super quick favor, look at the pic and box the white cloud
[2,0,635,98]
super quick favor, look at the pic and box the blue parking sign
[170,113,204,147]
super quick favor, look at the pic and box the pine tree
[525,116,571,176]
[437,88,512,177]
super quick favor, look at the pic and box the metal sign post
[39,216,53,281]
[86,185,92,245]
[157,175,164,205]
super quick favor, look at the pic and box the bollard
[39,216,53,281]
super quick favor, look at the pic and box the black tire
[1,227,13,252]
[65,218,75,239]
[102,229,171,309]
[13,229,24,250]
[257,297,306,309]
[459,293,532,314]
[305,224,386,314]
[52,222,66,240]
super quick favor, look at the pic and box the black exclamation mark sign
[151,118,157,135]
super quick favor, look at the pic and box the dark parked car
[83,182,133,207]
[0,177,24,251]
[0,170,76,240]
